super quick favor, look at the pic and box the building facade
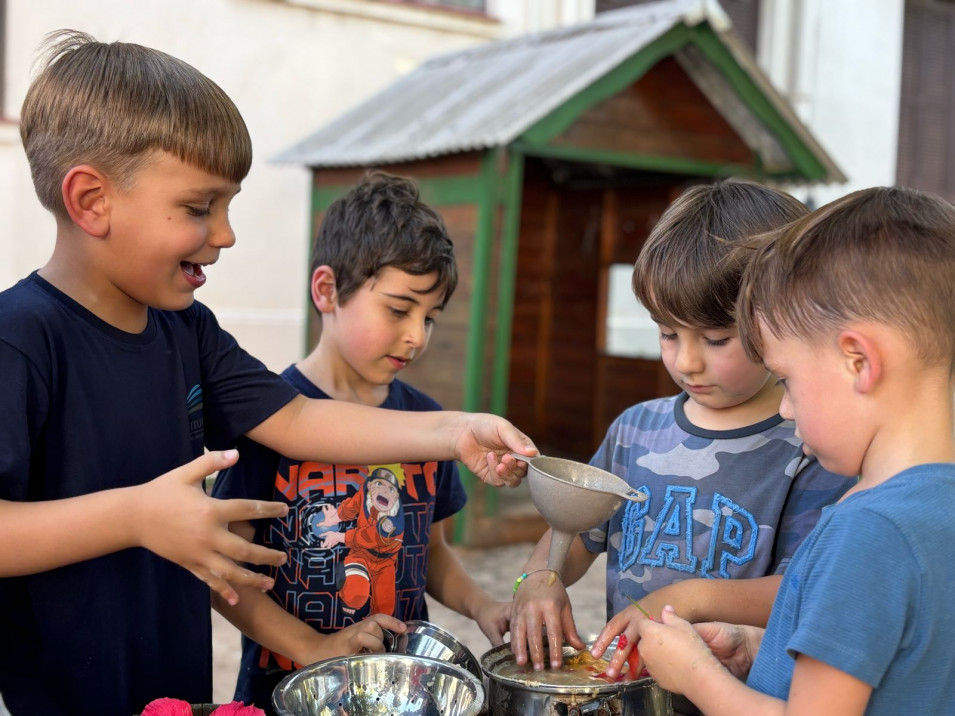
[0,0,943,375]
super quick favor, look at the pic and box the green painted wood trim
[687,24,828,182]
[483,150,525,518]
[454,149,499,542]
[490,151,525,416]
[513,141,760,178]
[312,174,484,212]
[520,25,690,146]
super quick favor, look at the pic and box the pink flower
[141,698,192,716]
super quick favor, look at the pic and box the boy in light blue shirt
[599,186,955,715]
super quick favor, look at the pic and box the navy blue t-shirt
[0,273,296,716]
[212,366,466,703]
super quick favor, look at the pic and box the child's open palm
[135,449,290,605]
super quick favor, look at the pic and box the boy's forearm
[0,490,138,575]
[249,396,460,464]
[682,660,785,716]
[212,586,321,667]
[426,528,489,618]
[640,575,782,626]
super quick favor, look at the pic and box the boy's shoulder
[611,393,684,429]
[0,272,217,364]
[0,272,47,313]
[0,273,65,346]
[608,392,797,446]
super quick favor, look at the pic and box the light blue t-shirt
[581,393,853,618]
[748,463,955,714]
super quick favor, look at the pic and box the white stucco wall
[0,0,572,371]
[758,0,906,206]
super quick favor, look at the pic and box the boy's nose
[405,321,428,348]
[779,393,795,421]
[210,220,236,249]
[674,343,703,374]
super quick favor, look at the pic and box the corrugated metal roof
[275,0,844,183]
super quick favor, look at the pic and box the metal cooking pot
[480,643,700,716]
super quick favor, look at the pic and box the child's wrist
[512,568,561,596]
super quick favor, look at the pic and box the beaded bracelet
[512,568,559,595]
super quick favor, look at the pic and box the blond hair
[632,178,807,328]
[20,30,252,219]
[738,186,955,370]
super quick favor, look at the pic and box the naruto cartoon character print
[316,466,406,615]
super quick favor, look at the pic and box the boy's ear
[61,165,111,237]
[311,265,338,313]
[837,329,882,394]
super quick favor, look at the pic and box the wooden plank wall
[507,160,685,463]
[553,56,755,167]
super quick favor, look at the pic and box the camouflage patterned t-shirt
[580,393,854,620]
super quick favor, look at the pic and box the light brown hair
[20,30,252,220]
[632,178,807,328]
[737,186,955,369]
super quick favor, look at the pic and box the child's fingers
[203,549,275,589]
[201,572,240,607]
[218,532,288,568]
[560,611,585,651]
[481,453,507,487]
[190,551,274,606]
[215,497,289,523]
[493,455,525,487]
[659,604,683,626]
[590,611,628,657]
[544,623,565,670]
[366,612,407,633]
[173,450,240,486]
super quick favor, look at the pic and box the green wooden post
[453,149,500,543]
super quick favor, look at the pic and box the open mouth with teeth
[181,262,207,287]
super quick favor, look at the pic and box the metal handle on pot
[381,627,398,652]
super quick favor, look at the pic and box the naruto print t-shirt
[211,365,466,672]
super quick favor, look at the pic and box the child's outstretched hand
[472,598,512,647]
[133,450,290,605]
[452,413,536,487]
[510,570,584,670]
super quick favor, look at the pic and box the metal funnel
[515,455,647,575]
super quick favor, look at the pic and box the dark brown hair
[310,171,457,308]
[632,178,807,329]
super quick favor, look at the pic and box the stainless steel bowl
[390,620,483,680]
[272,653,485,716]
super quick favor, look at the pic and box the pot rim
[480,642,654,695]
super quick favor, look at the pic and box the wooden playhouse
[275,0,844,543]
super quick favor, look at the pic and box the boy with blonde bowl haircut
[212,171,512,711]
[0,32,533,716]
[595,186,955,714]
[510,180,853,671]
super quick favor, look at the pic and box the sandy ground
[211,542,608,703]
